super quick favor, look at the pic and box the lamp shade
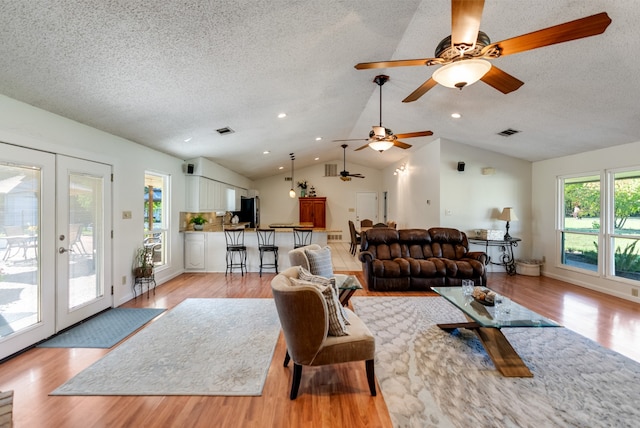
[368,140,394,152]
[432,59,491,89]
[498,207,518,222]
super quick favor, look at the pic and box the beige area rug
[352,296,640,428]
[51,298,280,396]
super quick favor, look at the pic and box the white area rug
[51,298,280,396]
[351,296,640,428]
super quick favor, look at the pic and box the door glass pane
[0,164,40,337]
[68,173,103,309]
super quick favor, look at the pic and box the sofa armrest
[359,250,375,263]
[466,251,488,265]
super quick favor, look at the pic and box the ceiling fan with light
[355,0,611,102]
[339,144,365,181]
[333,75,433,152]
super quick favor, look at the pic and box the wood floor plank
[0,263,638,427]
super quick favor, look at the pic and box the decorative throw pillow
[298,267,349,325]
[289,277,348,336]
[305,246,334,278]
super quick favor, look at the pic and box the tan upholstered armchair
[271,267,376,399]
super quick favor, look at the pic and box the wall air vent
[216,127,234,135]
[497,128,521,137]
[324,164,338,177]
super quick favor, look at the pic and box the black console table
[469,237,521,275]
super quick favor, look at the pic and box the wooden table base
[437,321,533,377]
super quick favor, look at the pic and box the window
[559,170,640,282]
[560,174,600,272]
[144,172,169,267]
[610,170,640,281]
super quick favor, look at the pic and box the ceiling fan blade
[480,65,524,94]
[451,0,485,50]
[393,140,412,150]
[395,131,434,139]
[354,143,371,151]
[355,58,437,70]
[402,77,438,103]
[482,12,611,57]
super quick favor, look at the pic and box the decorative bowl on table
[472,287,496,306]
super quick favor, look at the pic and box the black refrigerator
[236,196,260,228]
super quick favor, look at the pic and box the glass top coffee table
[431,286,561,377]
[338,275,363,307]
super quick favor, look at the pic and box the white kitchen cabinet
[185,176,228,212]
[184,232,206,271]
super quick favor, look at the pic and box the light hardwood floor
[1,243,639,427]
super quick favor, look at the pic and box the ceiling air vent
[216,127,234,135]
[324,164,338,177]
[497,128,521,137]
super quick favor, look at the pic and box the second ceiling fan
[333,75,433,152]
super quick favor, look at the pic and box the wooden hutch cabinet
[299,197,326,228]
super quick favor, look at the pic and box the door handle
[58,247,74,254]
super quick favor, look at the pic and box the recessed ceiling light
[278,113,287,119]
[278,166,284,170]
[184,137,193,142]
[451,113,461,119]
[314,157,319,161]
[315,137,322,141]
[263,151,270,155]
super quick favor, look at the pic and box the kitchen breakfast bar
[182,223,328,273]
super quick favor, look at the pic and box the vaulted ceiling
[1,1,639,180]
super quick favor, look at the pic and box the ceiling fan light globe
[289,189,296,198]
[432,59,491,89]
[368,140,394,152]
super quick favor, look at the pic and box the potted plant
[189,214,207,230]
[297,180,308,197]
[134,246,154,278]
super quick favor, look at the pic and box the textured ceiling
[1,1,639,180]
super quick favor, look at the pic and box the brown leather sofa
[358,227,488,291]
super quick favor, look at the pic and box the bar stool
[293,228,313,249]
[224,228,247,276]
[256,228,278,277]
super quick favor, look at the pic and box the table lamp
[498,207,518,240]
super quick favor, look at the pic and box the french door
[56,156,112,330]
[0,143,112,360]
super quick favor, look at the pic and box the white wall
[255,160,382,236]
[533,140,640,302]
[0,95,187,305]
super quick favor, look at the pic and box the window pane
[562,176,600,271]
[144,172,168,267]
[561,232,598,272]
[613,171,640,235]
[563,175,600,230]
[612,237,640,280]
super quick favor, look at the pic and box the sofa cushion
[305,246,333,278]
[400,229,433,259]
[290,277,348,336]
